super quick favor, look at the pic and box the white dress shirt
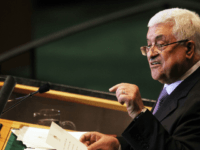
[164,60,200,95]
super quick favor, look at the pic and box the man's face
[147,23,188,84]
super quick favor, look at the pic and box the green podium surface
[5,133,26,150]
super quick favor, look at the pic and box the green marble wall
[33,3,162,100]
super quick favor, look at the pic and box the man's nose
[147,47,160,58]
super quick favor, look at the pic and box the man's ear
[186,41,195,59]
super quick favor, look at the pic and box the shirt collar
[164,60,200,95]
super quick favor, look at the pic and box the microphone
[39,83,50,93]
[1,83,50,115]
[0,76,16,117]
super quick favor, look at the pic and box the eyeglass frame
[140,39,189,56]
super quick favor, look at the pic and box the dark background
[1,0,200,100]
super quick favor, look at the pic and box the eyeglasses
[140,39,189,56]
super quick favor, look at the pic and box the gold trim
[0,82,152,112]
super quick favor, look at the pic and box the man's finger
[90,133,97,144]
[118,94,129,105]
[87,139,104,150]
[79,133,91,143]
[83,141,90,147]
[109,84,121,92]
[116,87,128,98]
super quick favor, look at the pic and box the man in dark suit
[80,8,200,150]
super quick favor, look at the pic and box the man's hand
[109,83,144,119]
[79,132,120,150]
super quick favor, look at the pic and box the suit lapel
[154,67,200,122]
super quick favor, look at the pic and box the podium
[0,76,154,149]
[0,118,51,150]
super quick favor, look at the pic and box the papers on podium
[46,122,87,150]
[12,122,87,150]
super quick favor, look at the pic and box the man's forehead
[147,35,166,42]
[147,23,174,42]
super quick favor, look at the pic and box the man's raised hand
[109,83,144,119]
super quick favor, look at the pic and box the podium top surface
[0,118,50,150]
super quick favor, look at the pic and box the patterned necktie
[153,87,169,115]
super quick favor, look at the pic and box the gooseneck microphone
[0,76,16,117]
[1,83,50,115]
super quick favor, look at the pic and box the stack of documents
[12,122,87,150]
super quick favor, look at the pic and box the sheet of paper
[12,127,54,149]
[24,148,56,150]
[68,131,87,140]
[46,122,87,150]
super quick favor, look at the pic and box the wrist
[136,107,147,118]
[130,107,147,120]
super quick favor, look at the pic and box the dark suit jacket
[118,67,200,150]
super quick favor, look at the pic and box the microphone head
[39,83,50,93]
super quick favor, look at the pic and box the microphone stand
[0,76,16,131]
[1,83,50,115]
[1,91,39,115]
